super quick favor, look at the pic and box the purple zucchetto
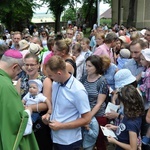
[4,49,23,59]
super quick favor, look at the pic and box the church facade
[112,0,150,28]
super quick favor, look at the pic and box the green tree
[42,0,81,33]
[42,0,70,33]
[62,8,76,22]
[80,0,111,28]
[0,0,37,32]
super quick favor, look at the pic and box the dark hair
[130,38,149,49]
[40,29,49,38]
[86,55,104,74]
[55,34,63,41]
[129,80,137,88]
[121,42,130,49]
[118,85,144,118]
[24,53,39,64]
[104,32,118,43]
[0,45,8,59]
[2,35,7,40]
[47,39,55,51]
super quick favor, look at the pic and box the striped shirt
[81,76,108,116]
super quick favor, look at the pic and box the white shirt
[23,92,47,106]
[76,54,84,80]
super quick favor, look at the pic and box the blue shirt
[50,75,91,145]
[115,116,142,150]
[90,36,96,48]
[82,117,99,148]
[104,63,118,90]
[117,57,130,69]
[123,59,145,77]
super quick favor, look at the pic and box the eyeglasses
[24,64,37,67]
[67,33,73,35]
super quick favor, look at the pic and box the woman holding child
[16,53,53,150]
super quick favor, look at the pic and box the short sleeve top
[81,75,108,116]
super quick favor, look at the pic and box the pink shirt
[93,43,114,63]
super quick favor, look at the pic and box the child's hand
[42,113,50,125]
[25,106,32,114]
[105,124,118,130]
[107,136,116,144]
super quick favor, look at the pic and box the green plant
[100,18,112,27]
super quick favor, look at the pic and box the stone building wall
[112,0,150,28]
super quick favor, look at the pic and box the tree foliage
[41,0,81,33]
[0,0,112,33]
[0,0,37,32]
[62,8,76,22]
[61,0,111,29]
[79,0,111,28]
[42,0,72,33]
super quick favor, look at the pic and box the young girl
[80,38,92,59]
[80,38,92,76]
[139,48,150,102]
[139,48,150,147]
[72,42,84,80]
[106,85,145,150]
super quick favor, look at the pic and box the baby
[22,79,51,123]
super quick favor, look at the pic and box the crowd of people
[0,23,150,150]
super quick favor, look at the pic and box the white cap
[115,69,136,89]
[141,48,150,61]
[28,79,43,92]
[120,48,131,58]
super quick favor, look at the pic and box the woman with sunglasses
[40,29,49,49]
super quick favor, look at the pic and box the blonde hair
[55,38,72,54]
[46,55,66,72]
[81,38,90,45]
[130,31,140,41]
[72,42,82,53]
[100,56,111,71]
[95,32,105,40]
